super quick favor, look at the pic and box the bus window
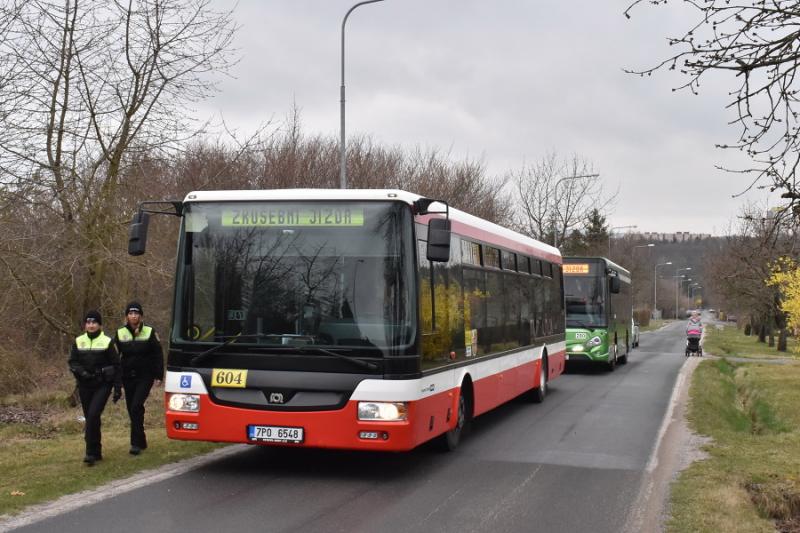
[484,247,500,269]
[461,240,480,266]
[501,250,517,271]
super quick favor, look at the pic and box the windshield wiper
[269,345,379,371]
[189,334,270,367]
[189,334,380,371]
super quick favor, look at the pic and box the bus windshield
[174,201,417,356]
[564,275,606,328]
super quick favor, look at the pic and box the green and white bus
[563,257,632,371]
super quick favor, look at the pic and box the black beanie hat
[84,310,102,325]
[125,301,143,315]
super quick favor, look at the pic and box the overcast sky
[195,0,783,236]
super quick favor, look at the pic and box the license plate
[247,425,304,444]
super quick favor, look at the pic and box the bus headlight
[587,336,603,347]
[358,401,408,421]
[168,393,200,412]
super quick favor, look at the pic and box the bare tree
[625,0,800,212]
[705,203,799,350]
[0,0,237,326]
[511,151,615,247]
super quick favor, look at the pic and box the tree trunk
[758,322,767,343]
[767,314,775,348]
[777,329,788,352]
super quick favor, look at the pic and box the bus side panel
[547,348,566,381]
[470,344,560,416]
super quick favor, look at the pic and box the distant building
[633,231,712,242]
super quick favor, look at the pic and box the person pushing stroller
[685,310,703,357]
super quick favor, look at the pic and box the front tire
[607,344,618,372]
[439,387,469,451]
[620,336,629,365]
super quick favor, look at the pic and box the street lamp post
[340,0,386,189]
[608,225,637,255]
[675,267,692,318]
[672,274,686,318]
[688,282,700,300]
[674,267,692,318]
[680,279,693,312]
[690,285,703,304]
[552,173,600,248]
[654,261,672,318]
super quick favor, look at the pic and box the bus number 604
[211,368,248,388]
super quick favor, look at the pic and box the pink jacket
[686,318,702,336]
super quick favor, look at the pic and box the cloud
[195,0,781,235]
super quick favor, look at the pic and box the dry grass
[0,374,222,517]
[640,319,671,332]
[704,323,798,359]
[667,359,800,532]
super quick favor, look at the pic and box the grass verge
[0,380,222,517]
[640,319,671,332]
[667,358,800,532]
[704,323,798,359]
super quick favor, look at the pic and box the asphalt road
[14,322,690,533]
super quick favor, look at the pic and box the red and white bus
[129,189,565,451]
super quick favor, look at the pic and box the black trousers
[78,383,112,458]
[123,377,154,448]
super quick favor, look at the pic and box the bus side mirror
[128,211,151,256]
[609,276,620,294]
[427,218,451,262]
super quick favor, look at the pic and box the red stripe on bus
[166,349,565,452]
[416,214,561,263]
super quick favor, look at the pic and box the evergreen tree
[583,209,609,256]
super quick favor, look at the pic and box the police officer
[68,310,121,466]
[115,301,163,455]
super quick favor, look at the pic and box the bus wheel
[607,344,617,372]
[620,336,629,365]
[528,353,548,403]
[439,387,469,451]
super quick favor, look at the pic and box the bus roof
[564,256,631,278]
[183,188,561,262]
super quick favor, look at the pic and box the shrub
[633,308,651,328]
[0,347,40,397]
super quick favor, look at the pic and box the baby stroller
[685,335,702,357]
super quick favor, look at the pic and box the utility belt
[77,365,116,384]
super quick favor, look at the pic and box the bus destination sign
[563,263,590,275]
[221,207,364,227]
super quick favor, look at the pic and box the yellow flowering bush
[768,257,800,351]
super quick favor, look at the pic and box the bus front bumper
[165,394,449,452]
[566,346,611,363]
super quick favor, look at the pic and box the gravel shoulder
[624,355,711,533]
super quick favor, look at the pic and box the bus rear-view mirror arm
[128,200,183,256]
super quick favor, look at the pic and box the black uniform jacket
[68,331,121,387]
[115,323,164,380]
